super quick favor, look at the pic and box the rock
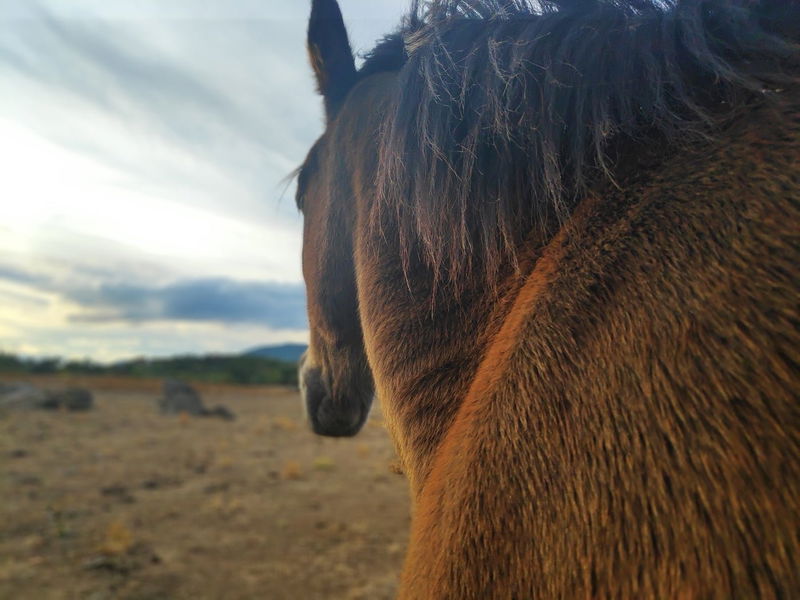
[157,379,235,421]
[0,384,92,412]
[39,388,94,411]
[0,382,48,410]
[157,379,206,416]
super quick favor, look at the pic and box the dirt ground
[0,376,410,600]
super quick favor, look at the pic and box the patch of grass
[99,521,134,556]
[280,460,303,481]
[272,417,299,432]
[45,505,71,540]
[207,495,244,517]
[312,456,335,471]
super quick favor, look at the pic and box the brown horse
[296,0,800,597]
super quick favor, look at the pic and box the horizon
[2,341,309,365]
[0,1,405,362]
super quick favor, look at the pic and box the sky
[0,0,406,362]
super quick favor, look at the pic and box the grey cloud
[67,278,307,328]
[0,263,306,329]
[0,265,49,287]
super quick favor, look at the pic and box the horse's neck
[356,86,800,501]
[355,220,550,496]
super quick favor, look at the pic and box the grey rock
[39,388,94,411]
[0,382,47,410]
[158,379,206,416]
[157,379,235,421]
[0,383,93,412]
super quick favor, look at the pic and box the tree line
[0,352,298,386]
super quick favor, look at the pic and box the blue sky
[0,0,405,361]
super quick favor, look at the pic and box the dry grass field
[0,376,409,600]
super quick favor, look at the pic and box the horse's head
[296,0,378,437]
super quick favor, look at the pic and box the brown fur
[298,1,800,597]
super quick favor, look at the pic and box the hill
[245,343,307,363]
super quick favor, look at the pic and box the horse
[296,0,800,597]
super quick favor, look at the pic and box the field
[0,376,409,600]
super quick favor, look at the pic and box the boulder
[156,379,235,420]
[0,382,47,410]
[0,383,93,412]
[39,388,94,411]
[157,379,206,416]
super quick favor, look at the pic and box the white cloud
[0,119,302,282]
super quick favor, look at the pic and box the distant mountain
[245,343,307,364]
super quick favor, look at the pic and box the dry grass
[99,521,135,556]
[280,460,304,481]
[0,376,409,600]
[272,416,300,432]
[313,456,336,471]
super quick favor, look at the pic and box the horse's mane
[357,0,799,287]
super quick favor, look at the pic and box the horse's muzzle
[299,353,372,437]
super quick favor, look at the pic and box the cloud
[0,260,306,329]
[0,264,49,287]
[0,0,405,241]
[67,278,308,329]
[0,1,320,235]
[0,0,405,360]
[0,263,310,362]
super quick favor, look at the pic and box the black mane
[356,0,799,286]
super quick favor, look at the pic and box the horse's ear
[308,0,357,119]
